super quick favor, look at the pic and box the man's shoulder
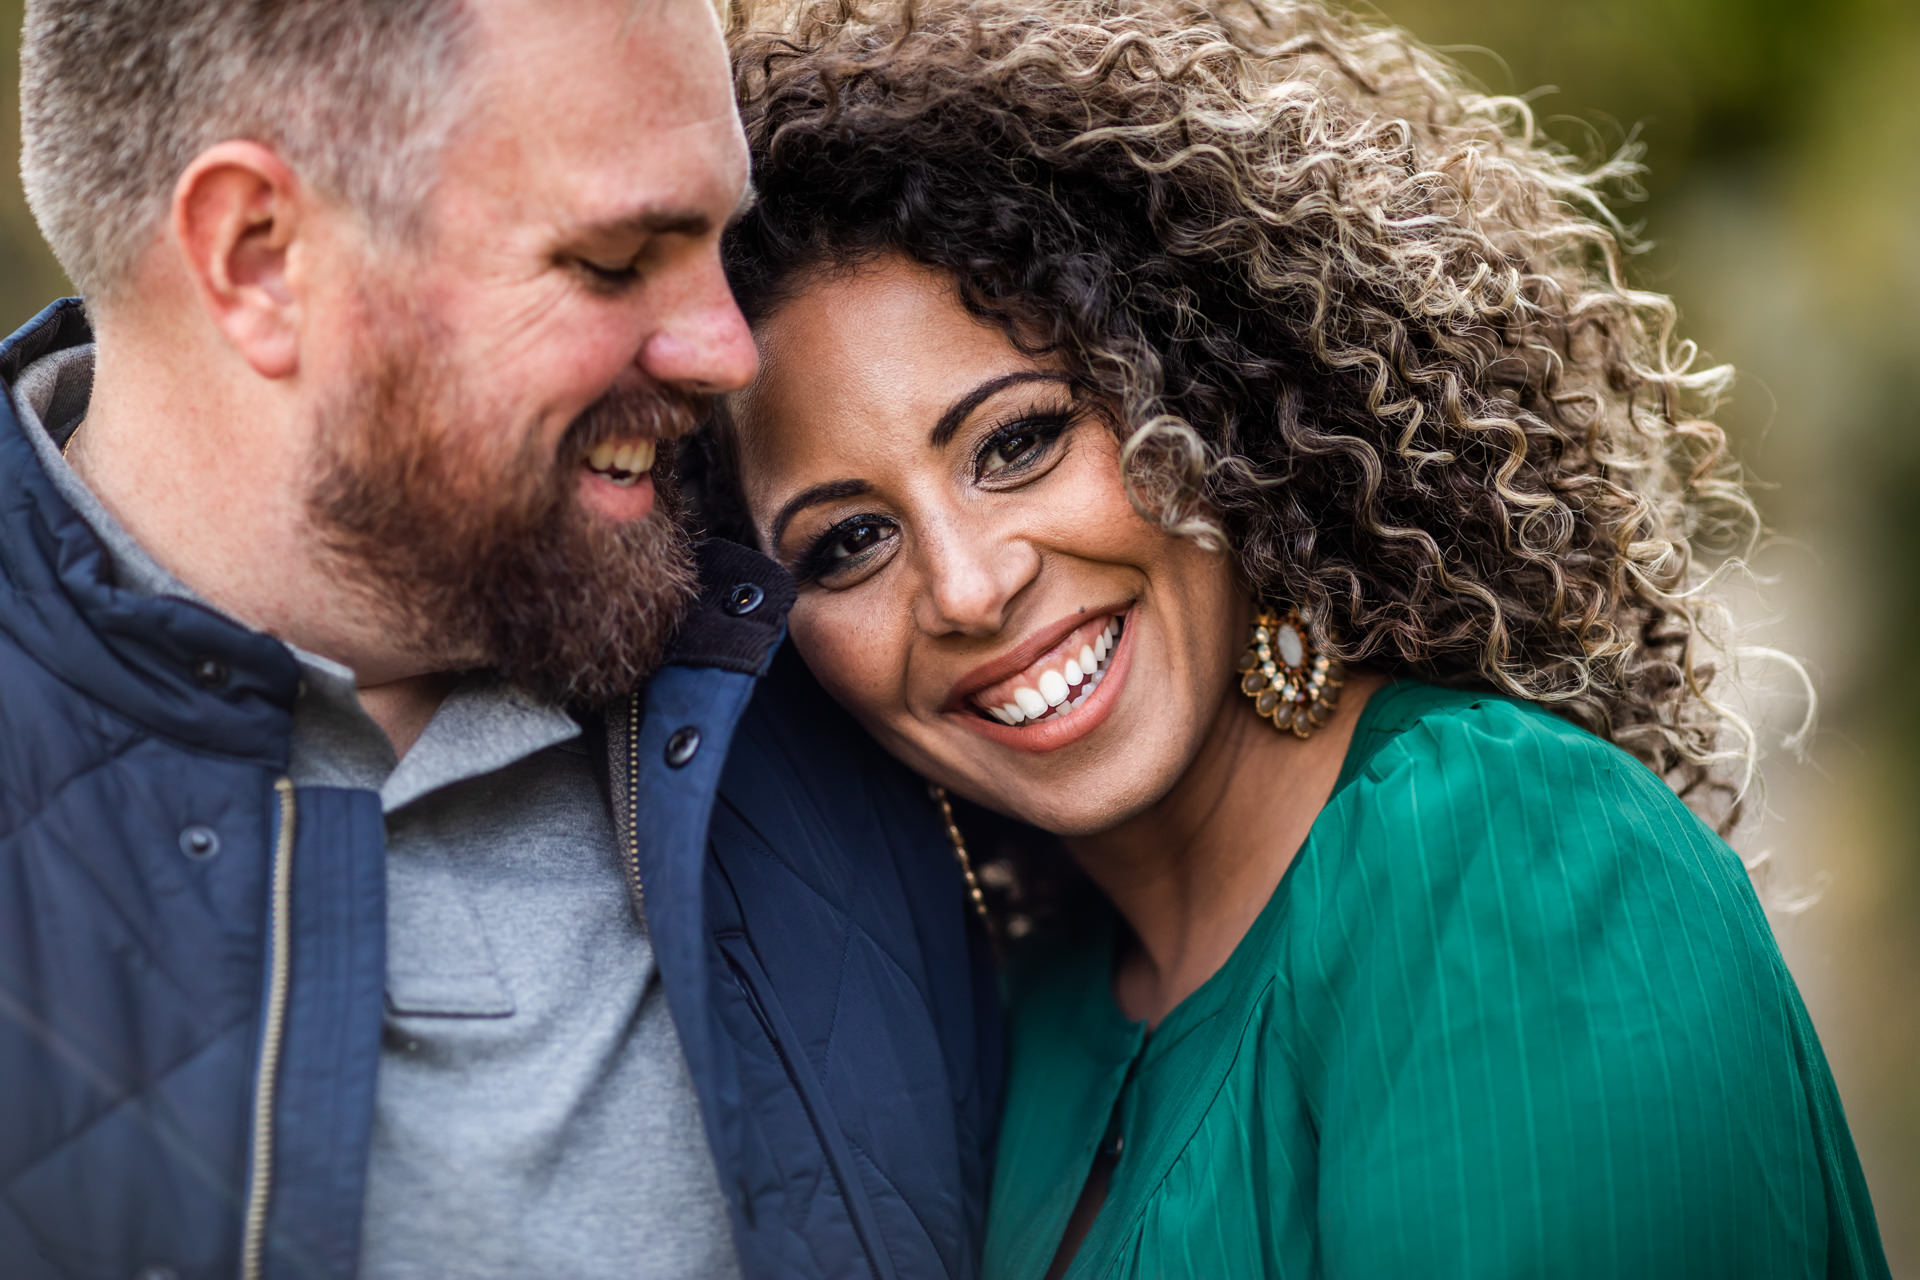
[0,631,105,830]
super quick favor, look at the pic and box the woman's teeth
[980,616,1122,727]
[585,438,657,487]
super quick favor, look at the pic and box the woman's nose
[915,525,1040,638]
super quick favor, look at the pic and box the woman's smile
[945,607,1133,751]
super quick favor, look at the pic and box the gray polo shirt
[13,345,742,1279]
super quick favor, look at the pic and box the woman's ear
[171,140,308,380]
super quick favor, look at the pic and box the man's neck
[359,672,465,757]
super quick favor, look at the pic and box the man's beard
[305,334,702,707]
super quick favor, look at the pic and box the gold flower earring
[1238,605,1344,738]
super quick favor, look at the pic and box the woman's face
[730,256,1247,836]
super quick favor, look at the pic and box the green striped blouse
[984,682,1889,1279]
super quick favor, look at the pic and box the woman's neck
[1065,671,1386,1027]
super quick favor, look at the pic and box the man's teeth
[585,439,658,486]
[981,617,1122,727]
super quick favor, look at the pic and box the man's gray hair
[20,0,477,301]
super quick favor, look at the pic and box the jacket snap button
[191,657,229,689]
[178,825,221,860]
[724,582,765,616]
[134,1266,180,1280]
[664,726,702,769]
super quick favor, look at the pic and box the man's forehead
[465,0,732,111]
[448,0,744,202]
[618,0,733,30]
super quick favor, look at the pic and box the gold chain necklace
[929,785,991,928]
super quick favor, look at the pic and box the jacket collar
[0,301,301,766]
[666,538,797,678]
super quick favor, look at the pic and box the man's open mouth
[583,438,657,487]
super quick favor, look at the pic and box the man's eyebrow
[769,478,873,552]
[569,182,755,244]
[568,206,717,241]
[929,371,1073,449]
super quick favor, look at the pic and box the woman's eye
[830,520,887,559]
[798,516,899,586]
[979,430,1042,477]
[976,412,1071,480]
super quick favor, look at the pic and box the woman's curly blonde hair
[719,0,1777,832]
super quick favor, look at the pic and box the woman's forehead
[734,258,1044,459]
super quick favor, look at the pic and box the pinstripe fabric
[983,683,1890,1280]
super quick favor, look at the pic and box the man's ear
[171,141,310,380]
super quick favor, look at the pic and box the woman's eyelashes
[795,514,900,586]
[973,405,1075,482]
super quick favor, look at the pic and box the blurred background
[1362,2,1920,1264]
[3,0,1914,1264]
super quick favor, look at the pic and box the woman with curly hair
[706,0,1890,1273]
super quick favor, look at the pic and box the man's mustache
[560,383,708,463]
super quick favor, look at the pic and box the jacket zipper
[617,695,647,924]
[242,777,296,1280]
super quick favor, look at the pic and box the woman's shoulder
[1345,679,1660,790]
[1334,679,1737,877]
[1273,684,1886,1275]
[1289,679,1771,980]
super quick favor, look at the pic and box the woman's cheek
[790,601,912,740]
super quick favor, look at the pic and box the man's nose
[916,523,1040,638]
[637,255,758,395]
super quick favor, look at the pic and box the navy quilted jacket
[0,301,1002,1280]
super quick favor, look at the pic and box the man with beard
[0,1,998,1278]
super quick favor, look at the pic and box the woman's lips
[948,608,1136,754]
[969,613,1122,725]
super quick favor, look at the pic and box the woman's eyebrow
[928,371,1073,448]
[770,478,874,552]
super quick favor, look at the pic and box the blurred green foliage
[1,0,67,304]
[2,0,1915,1261]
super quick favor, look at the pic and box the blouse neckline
[1074,678,1439,1063]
